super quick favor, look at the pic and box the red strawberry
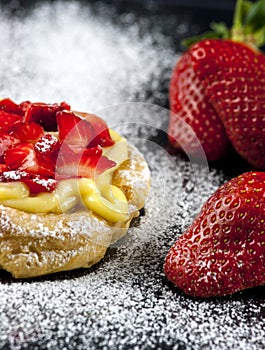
[19,100,31,113]
[0,164,7,174]
[4,143,54,177]
[164,171,265,298]
[4,143,37,171]
[0,111,23,132]
[56,145,116,180]
[12,122,44,143]
[0,98,24,115]
[0,171,56,193]
[80,147,116,175]
[24,101,71,131]
[191,39,265,169]
[0,133,20,157]
[86,114,114,147]
[56,110,94,149]
[0,99,116,195]
[168,0,265,168]
[19,174,57,193]
[34,134,60,160]
[169,49,230,161]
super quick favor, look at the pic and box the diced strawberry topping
[56,144,115,180]
[86,114,114,147]
[12,122,44,143]
[24,101,71,131]
[80,147,116,176]
[4,143,37,171]
[0,99,116,194]
[0,171,57,193]
[20,175,57,194]
[36,156,56,178]
[0,111,23,132]
[4,143,54,177]
[56,110,94,148]
[0,133,20,157]
[34,134,60,160]
[0,98,24,115]
[0,164,7,174]
[19,100,31,113]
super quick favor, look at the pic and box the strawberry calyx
[0,98,116,194]
[182,0,265,50]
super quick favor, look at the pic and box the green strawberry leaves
[232,0,265,47]
[182,0,265,50]
[245,0,265,32]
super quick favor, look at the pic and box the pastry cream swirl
[0,130,129,223]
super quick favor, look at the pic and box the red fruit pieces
[0,111,23,132]
[5,143,37,171]
[164,171,265,298]
[0,98,24,115]
[0,171,56,193]
[20,175,56,194]
[56,110,94,148]
[0,99,116,194]
[79,147,116,175]
[86,114,115,147]
[169,50,230,161]
[4,143,54,177]
[0,133,20,157]
[34,134,60,160]
[56,145,116,180]
[24,101,71,131]
[56,111,116,179]
[12,122,44,143]
[0,164,7,174]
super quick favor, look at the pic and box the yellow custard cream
[0,130,129,223]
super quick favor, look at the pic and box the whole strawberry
[169,43,230,161]
[168,0,265,168]
[164,171,265,298]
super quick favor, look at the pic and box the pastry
[0,99,150,278]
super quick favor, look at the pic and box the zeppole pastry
[0,99,150,278]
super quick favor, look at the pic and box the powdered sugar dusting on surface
[0,1,174,112]
[0,1,264,350]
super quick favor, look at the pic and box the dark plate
[0,1,264,350]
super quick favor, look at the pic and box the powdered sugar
[35,134,58,154]
[0,1,174,112]
[1,115,264,349]
[1,171,26,181]
[1,171,56,191]
[0,1,264,350]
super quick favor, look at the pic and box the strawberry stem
[182,0,265,50]
[231,0,265,48]
[231,0,244,41]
